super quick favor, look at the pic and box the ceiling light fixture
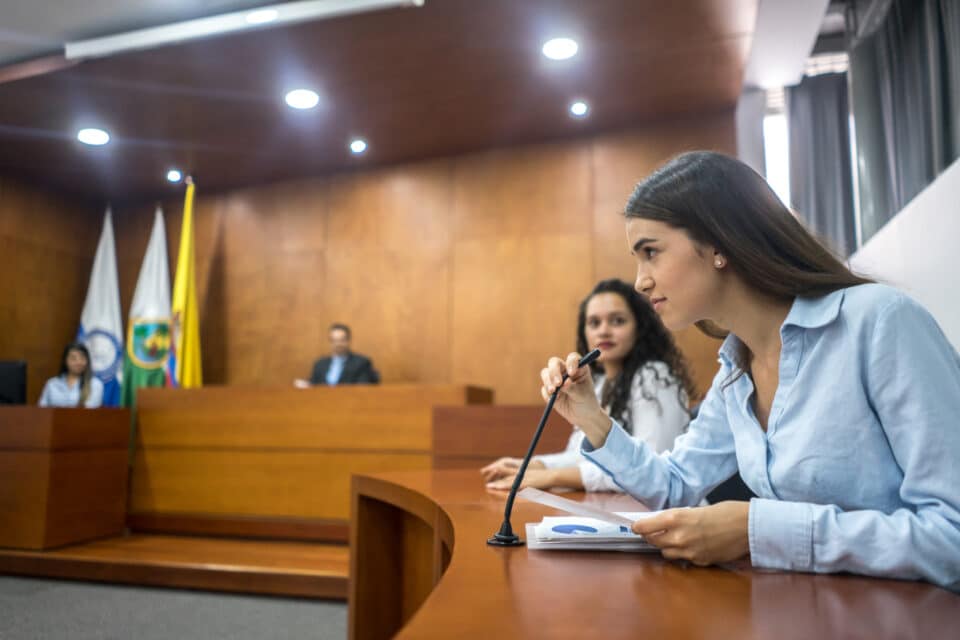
[64,0,425,61]
[245,8,279,24]
[77,128,110,145]
[350,139,368,154]
[542,37,578,60]
[167,169,183,183]
[285,89,319,109]
[569,101,589,117]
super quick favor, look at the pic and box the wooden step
[0,534,348,599]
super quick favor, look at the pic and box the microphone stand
[487,348,601,546]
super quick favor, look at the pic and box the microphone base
[487,532,525,547]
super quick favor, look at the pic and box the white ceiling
[743,0,832,89]
[0,0,278,65]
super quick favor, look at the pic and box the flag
[121,206,171,408]
[77,207,124,406]
[168,178,203,388]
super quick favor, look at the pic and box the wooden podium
[0,407,129,550]
[129,385,492,541]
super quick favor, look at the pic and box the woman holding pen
[482,278,694,492]
[540,151,960,590]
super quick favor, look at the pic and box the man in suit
[305,323,379,385]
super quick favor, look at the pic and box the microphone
[487,348,602,547]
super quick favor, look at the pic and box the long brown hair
[624,151,871,366]
[59,342,93,407]
[576,279,697,430]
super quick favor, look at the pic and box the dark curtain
[787,72,857,256]
[848,0,960,243]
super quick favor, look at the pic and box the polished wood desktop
[129,385,492,541]
[0,407,129,549]
[350,469,960,640]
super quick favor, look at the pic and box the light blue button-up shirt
[38,375,104,408]
[582,284,960,590]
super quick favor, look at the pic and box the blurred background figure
[38,342,103,408]
[295,323,380,388]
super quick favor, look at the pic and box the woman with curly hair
[482,278,695,491]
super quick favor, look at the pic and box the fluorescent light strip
[64,0,425,61]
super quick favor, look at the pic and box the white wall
[849,158,960,350]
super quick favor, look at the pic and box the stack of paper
[519,487,659,552]
[525,517,657,552]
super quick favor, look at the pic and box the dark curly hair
[575,279,696,433]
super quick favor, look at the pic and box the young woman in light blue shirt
[540,151,960,590]
[38,342,103,408]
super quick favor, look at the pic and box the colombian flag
[167,178,203,388]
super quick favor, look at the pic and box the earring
[715,258,724,268]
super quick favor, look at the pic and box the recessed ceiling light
[166,169,183,183]
[350,139,368,154]
[77,128,110,145]
[542,37,578,60]
[246,8,279,24]
[285,89,319,109]
[569,101,589,117]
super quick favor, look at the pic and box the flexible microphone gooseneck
[487,348,602,547]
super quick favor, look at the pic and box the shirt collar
[717,289,846,367]
[782,289,845,330]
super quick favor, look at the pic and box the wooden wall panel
[108,112,735,402]
[131,449,432,519]
[324,162,453,385]
[0,178,99,402]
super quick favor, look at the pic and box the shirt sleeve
[581,366,739,508]
[748,296,960,590]
[534,428,583,469]
[85,378,104,408]
[38,379,52,407]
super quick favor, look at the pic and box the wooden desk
[130,385,492,541]
[0,407,129,549]
[432,405,571,469]
[349,469,960,640]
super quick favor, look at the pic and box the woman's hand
[541,353,611,446]
[630,501,751,566]
[485,468,556,491]
[480,457,544,482]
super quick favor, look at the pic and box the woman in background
[482,278,694,492]
[38,342,103,408]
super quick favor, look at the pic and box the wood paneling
[129,385,491,534]
[132,449,432,519]
[432,405,573,469]
[0,408,129,550]
[0,179,99,403]
[111,112,733,403]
